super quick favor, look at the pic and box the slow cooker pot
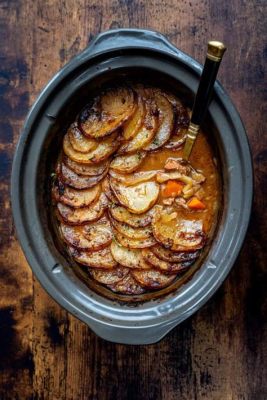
[11,29,253,344]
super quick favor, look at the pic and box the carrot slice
[187,197,206,210]
[162,180,184,197]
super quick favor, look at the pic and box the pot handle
[80,28,182,59]
[86,319,180,345]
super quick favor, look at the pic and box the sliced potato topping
[114,231,156,249]
[142,249,193,274]
[60,162,107,189]
[109,169,157,186]
[109,178,159,214]
[132,269,176,289]
[108,274,145,295]
[68,122,98,153]
[80,87,136,138]
[110,240,151,269]
[90,267,129,285]
[52,180,101,208]
[110,152,146,173]
[69,245,117,269]
[109,205,154,228]
[110,216,153,240]
[64,156,109,176]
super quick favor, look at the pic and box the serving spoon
[183,41,226,160]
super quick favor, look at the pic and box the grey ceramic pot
[11,29,253,345]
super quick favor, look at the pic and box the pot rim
[11,29,253,333]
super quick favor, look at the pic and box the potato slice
[110,216,152,240]
[80,87,136,138]
[151,245,199,263]
[110,241,151,269]
[145,92,174,151]
[109,205,154,228]
[63,131,119,164]
[59,223,112,251]
[114,231,156,248]
[109,178,159,214]
[90,267,129,285]
[101,177,119,204]
[110,152,146,173]
[152,206,206,251]
[52,180,101,208]
[82,217,113,249]
[68,122,98,153]
[60,162,108,189]
[118,100,157,154]
[142,249,193,274]
[132,269,176,289]
[108,274,145,295]
[123,93,145,140]
[165,105,190,149]
[68,245,117,269]
[109,170,157,186]
[64,156,109,177]
[57,193,108,225]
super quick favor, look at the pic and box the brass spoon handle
[183,41,226,160]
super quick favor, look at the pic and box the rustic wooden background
[0,1,266,399]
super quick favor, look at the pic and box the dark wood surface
[0,1,266,399]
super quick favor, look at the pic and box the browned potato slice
[123,93,145,140]
[59,217,112,251]
[64,156,109,176]
[110,241,151,269]
[101,177,119,204]
[151,245,199,263]
[57,193,108,225]
[152,206,206,251]
[52,180,101,208]
[110,216,152,240]
[145,92,174,151]
[68,122,98,153]
[63,131,119,164]
[109,169,157,186]
[132,269,176,289]
[109,177,159,214]
[90,267,129,285]
[142,249,192,274]
[80,87,136,138]
[60,162,108,189]
[165,105,190,149]
[108,274,145,295]
[68,245,117,269]
[109,205,154,228]
[114,231,156,249]
[118,100,157,154]
[82,217,113,248]
[110,152,146,173]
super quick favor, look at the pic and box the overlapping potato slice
[64,156,109,176]
[109,170,157,186]
[68,245,117,269]
[80,87,136,138]
[108,205,154,228]
[83,217,113,248]
[110,152,146,173]
[90,267,129,285]
[60,162,108,189]
[132,269,176,289]
[151,245,199,263]
[109,178,159,214]
[145,92,174,151]
[142,249,192,273]
[165,104,190,149]
[118,99,157,154]
[101,177,119,204]
[152,206,206,251]
[108,274,145,295]
[123,93,145,140]
[60,217,112,251]
[57,193,108,225]
[52,180,101,208]
[110,216,152,240]
[110,241,151,269]
[68,122,98,153]
[114,231,156,248]
[63,131,119,164]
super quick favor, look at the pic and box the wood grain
[0,1,266,399]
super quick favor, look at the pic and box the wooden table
[0,1,266,399]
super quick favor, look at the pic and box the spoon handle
[183,41,226,160]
